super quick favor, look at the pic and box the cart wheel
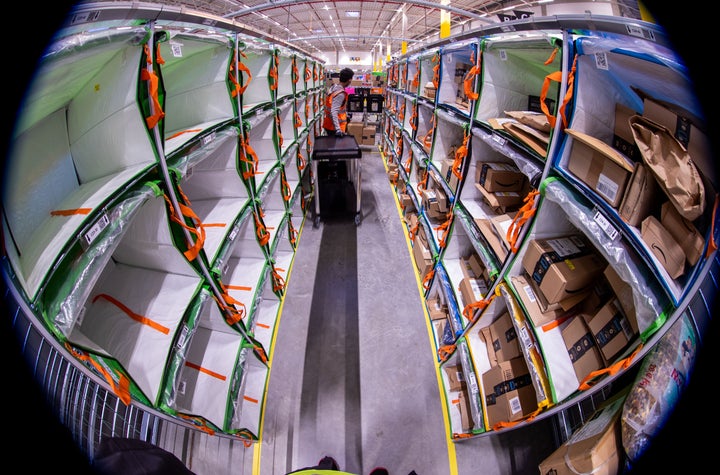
[314,215,320,228]
[354,214,361,226]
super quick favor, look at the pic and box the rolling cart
[311,135,362,227]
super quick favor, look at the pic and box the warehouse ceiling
[73,1,642,61]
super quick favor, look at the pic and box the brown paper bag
[629,115,705,221]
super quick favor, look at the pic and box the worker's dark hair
[339,67,354,83]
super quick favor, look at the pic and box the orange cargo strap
[403,149,413,173]
[292,58,299,85]
[435,213,453,249]
[179,414,215,435]
[235,430,255,447]
[432,53,440,89]
[185,361,226,381]
[297,150,306,171]
[305,65,311,82]
[294,111,303,128]
[288,219,298,246]
[269,54,279,91]
[50,207,92,216]
[65,342,132,405]
[492,406,543,431]
[410,103,418,131]
[462,297,489,322]
[408,223,419,241]
[272,266,286,292]
[163,188,205,261]
[305,102,311,121]
[228,60,241,98]
[240,136,259,179]
[452,132,470,181]
[253,208,270,247]
[398,102,405,122]
[237,59,253,96]
[578,343,643,391]
[254,344,268,364]
[155,42,165,65]
[275,113,284,149]
[506,189,539,253]
[141,44,165,129]
[281,173,291,202]
[437,344,455,362]
[213,290,246,325]
[463,51,480,101]
[541,54,576,131]
[417,169,429,192]
[411,60,420,89]
[422,267,435,291]
[93,293,170,335]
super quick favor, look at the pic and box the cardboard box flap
[565,129,635,173]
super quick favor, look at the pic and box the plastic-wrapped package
[620,312,697,464]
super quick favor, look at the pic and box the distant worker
[323,67,354,137]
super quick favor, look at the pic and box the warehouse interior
[2,1,719,474]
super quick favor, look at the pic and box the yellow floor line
[380,150,459,475]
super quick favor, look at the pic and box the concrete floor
[252,140,557,475]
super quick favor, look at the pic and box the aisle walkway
[258,145,450,474]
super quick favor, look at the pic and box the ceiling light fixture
[346,11,360,18]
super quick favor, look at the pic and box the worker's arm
[330,91,345,132]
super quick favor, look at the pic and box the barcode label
[201,132,215,146]
[492,133,506,146]
[228,224,239,241]
[626,25,656,42]
[596,173,619,203]
[594,52,609,70]
[83,213,110,247]
[523,284,536,303]
[499,50,508,61]
[509,396,522,414]
[594,209,619,241]
[171,42,183,57]
[467,371,478,393]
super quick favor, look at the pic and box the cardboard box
[561,316,605,384]
[412,233,434,277]
[585,299,635,363]
[433,318,447,339]
[399,193,415,212]
[441,158,460,190]
[612,102,641,161]
[482,356,536,427]
[347,122,364,144]
[661,201,704,267]
[475,217,509,262]
[522,235,606,305]
[458,388,472,431]
[602,266,638,335]
[511,274,574,328]
[564,129,635,208]
[618,162,658,227]
[478,326,499,367]
[640,215,685,279]
[462,251,487,277]
[538,393,624,475]
[642,95,714,187]
[362,126,376,146]
[476,162,526,192]
[426,297,447,321]
[487,311,522,363]
[459,275,488,308]
[475,183,524,211]
[443,364,466,391]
